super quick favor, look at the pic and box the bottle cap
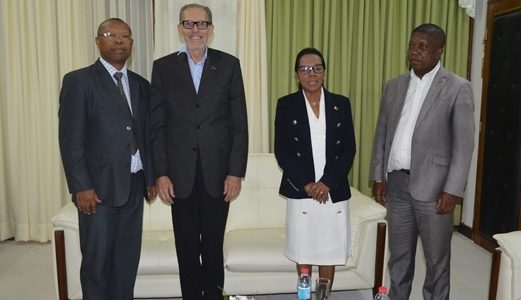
[300,266,310,274]
[378,286,388,294]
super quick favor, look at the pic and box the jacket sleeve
[227,58,249,177]
[58,72,93,194]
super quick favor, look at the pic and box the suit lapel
[388,74,411,136]
[174,52,198,96]
[128,72,139,119]
[414,67,448,130]
[198,49,219,97]
[94,60,133,118]
[294,91,313,154]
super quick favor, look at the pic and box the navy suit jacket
[150,49,248,198]
[59,59,154,206]
[274,89,356,203]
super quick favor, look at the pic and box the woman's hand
[305,181,330,203]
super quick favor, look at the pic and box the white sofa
[490,231,521,300]
[52,153,387,299]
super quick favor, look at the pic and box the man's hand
[146,186,157,204]
[372,181,386,206]
[156,176,174,205]
[224,175,241,202]
[436,192,459,215]
[76,189,101,214]
[305,181,330,203]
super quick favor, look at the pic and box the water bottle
[374,286,390,300]
[297,267,311,300]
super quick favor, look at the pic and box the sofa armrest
[52,203,82,300]
[493,231,521,300]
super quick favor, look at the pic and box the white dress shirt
[387,62,441,172]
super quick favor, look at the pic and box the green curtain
[266,0,470,196]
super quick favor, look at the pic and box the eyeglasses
[180,20,212,30]
[297,64,325,74]
[98,32,133,42]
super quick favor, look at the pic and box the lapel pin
[211,65,217,70]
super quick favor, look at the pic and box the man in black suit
[150,3,248,299]
[58,18,156,300]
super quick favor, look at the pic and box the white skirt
[284,197,351,265]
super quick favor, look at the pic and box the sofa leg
[54,230,70,300]
[373,222,387,296]
[488,249,501,300]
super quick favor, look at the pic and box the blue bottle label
[297,285,311,300]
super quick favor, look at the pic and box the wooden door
[473,0,521,251]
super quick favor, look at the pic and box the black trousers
[171,156,230,300]
[78,171,145,300]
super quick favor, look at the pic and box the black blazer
[274,89,356,203]
[59,59,154,206]
[150,48,248,198]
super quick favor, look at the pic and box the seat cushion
[224,228,353,273]
[139,231,179,275]
[224,228,294,272]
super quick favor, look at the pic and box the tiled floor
[0,232,491,300]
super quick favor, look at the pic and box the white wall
[462,0,487,227]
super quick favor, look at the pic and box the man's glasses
[297,64,325,74]
[98,32,133,42]
[180,20,212,30]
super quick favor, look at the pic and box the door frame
[472,0,521,252]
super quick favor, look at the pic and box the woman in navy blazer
[274,48,356,289]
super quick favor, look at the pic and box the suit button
[335,156,339,160]
[292,120,297,125]
[192,147,198,152]
[296,152,301,157]
[336,122,341,128]
[294,137,299,142]
[126,126,131,131]
[336,140,341,145]
[197,125,201,129]
[196,103,200,108]
[334,106,339,111]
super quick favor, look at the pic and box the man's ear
[436,47,444,60]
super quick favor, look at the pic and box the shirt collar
[410,61,441,82]
[99,57,128,77]
[178,45,208,63]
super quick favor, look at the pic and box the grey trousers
[386,170,453,300]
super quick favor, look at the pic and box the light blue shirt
[99,57,143,173]
[178,45,208,93]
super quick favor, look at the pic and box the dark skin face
[95,20,133,70]
[407,32,444,79]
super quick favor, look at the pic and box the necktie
[113,72,138,154]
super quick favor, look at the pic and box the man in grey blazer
[150,3,248,299]
[369,23,475,300]
[59,18,156,300]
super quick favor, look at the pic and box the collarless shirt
[178,45,208,94]
[99,57,143,173]
[387,62,441,172]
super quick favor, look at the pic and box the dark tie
[113,72,137,154]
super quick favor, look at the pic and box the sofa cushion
[224,228,354,273]
[224,228,293,272]
[139,231,178,275]
[494,231,521,300]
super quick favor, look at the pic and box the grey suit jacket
[369,67,475,201]
[59,59,154,207]
[150,48,248,198]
